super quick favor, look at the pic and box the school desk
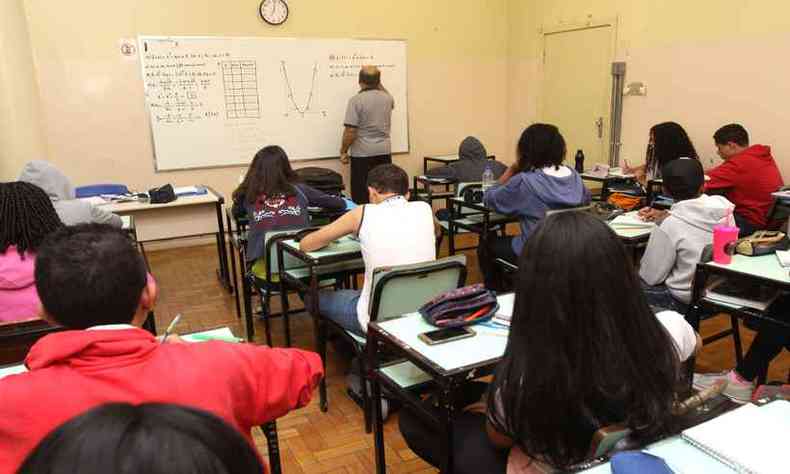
[447,197,519,255]
[100,187,232,292]
[277,236,365,411]
[366,293,513,474]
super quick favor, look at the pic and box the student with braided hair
[0,181,63,322]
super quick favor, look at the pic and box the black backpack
[296,167,344,196]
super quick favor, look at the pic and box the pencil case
[419,284,499,328]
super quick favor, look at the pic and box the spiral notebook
[681,400,789,473]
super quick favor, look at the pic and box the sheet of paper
[182,327,240,343]
[610,211,655,228]
[0,364,27,380]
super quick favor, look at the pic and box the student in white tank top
[300,164,437,336]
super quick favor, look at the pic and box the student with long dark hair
[625,121,699,183]
[478,123,590,290]
[400,212,698,473]
[0,182,62,322]
[232,145,347,278]
[17,403,264,474]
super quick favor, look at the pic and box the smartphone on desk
[418,326,475,345]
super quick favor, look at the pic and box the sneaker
[693,370,755,404]
[346,373,389,420]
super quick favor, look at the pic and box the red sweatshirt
[0,328,323,473]
[705,145,783,228]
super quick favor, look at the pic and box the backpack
[296,167,344,196]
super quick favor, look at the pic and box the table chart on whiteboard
[138,36,409,171]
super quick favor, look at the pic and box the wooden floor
[146,236,789,474]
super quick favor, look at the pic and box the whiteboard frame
[137,35,410,173]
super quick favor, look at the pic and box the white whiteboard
[138,36,409,171]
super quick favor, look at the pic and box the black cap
[661,158,704,201]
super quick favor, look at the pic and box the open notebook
[681,400,789,473]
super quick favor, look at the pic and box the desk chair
[766,185,790,230]
[686,246,746,366]
[245,228,360,346]
[319,255,467,432]
[437,182,507,254]
[0,318,64,365]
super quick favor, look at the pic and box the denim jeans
[641,281,689,314]
[318,289,366,337]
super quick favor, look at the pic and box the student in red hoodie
[706,124,784,236]
[0,224,323,474]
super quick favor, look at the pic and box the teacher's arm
[339,126,357,164]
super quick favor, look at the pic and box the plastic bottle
[575,149,585,173]
[482,164,495,191]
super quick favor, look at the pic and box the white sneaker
[693,370,755,404]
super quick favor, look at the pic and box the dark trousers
[737,309,790,381]
[734,211,758,238]
[641,282,689,314]
[350,154,391,204]
[477,235,517,292]
[398,382,507,474]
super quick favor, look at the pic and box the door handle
[595,117,604,139]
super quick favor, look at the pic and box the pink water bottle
[713,225,739,264]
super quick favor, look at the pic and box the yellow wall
[7,1,790,192]
[8,0,508,200]
[507,0,790,177]
[0,0,46,179]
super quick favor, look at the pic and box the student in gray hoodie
[640,159,735,312]
[18,161,122,228]
[425,136,506,183]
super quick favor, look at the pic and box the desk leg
[143,310,157,335]
[369,337,387,474]
[448,203,457,256]
[243,271,255,342]
[310,268,329,412]
[439,386,455,474]
[277,245,292,347]
[214,202,232,293]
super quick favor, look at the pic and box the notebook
[610,212,656,229]
[492,293,515,326]
[681,400,790,473]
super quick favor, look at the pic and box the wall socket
[624,82,647,96]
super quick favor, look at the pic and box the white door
[540,25,613,168]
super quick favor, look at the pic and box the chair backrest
[545,204,591,217]
[456,182,483,216]
[0,318,63,365]
[368,255,467,322]
[262,228,312,278]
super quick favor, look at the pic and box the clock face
[259,0,289,26]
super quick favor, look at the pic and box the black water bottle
[575,149,585,173]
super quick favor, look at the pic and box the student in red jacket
[0,224,323,474]
[706,124,784,236]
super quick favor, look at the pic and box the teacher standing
[339,66,394,204]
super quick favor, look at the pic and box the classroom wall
[3,0,508,202]
[506,0,790,178]
[0,0,47,180]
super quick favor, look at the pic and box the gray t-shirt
[344,89,394,157]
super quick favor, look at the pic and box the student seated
[479,123,590,291]
[624,121,699,185]
[425,136,506,183]
[640,159,735,313]
[18,161,122,227]
[0,224,322,473]
[0,182,63,322]
[705,124,783,236]
[300,164,436,337]
[232,145,348,279]
[399,212,699,473]
[18,403,264,474]
[694,298,789,403]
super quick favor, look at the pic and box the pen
[161,313,182,343]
